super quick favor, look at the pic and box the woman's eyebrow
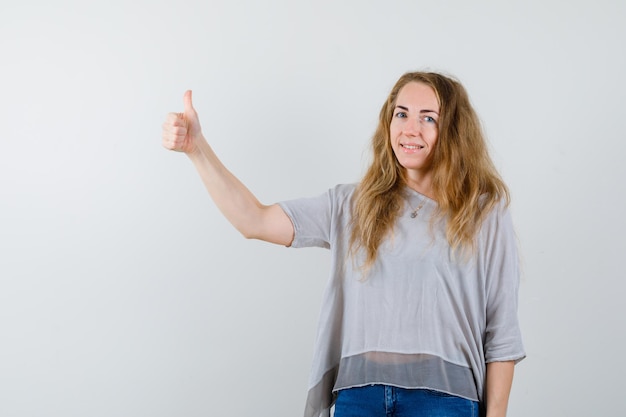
[395,105,439,115]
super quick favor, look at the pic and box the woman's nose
[404,118,421,136]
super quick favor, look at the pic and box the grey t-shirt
[279,183,525,417]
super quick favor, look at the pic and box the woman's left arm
[485,360,515,417]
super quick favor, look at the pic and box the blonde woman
[162,72,525,417]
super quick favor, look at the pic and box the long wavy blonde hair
[349,71,509,269]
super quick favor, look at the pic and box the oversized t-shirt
[278,184,525,417]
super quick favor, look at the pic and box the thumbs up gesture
[162,90,202,154]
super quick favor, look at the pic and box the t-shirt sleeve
[278,188,335,249]
[481,205,526,364]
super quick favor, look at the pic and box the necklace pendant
[407,197,425,219]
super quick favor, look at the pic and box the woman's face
[389,82,440,184]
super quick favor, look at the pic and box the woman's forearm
[187,136,293,245]
[485,361,515,417]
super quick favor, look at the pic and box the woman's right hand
[162,90,203,155]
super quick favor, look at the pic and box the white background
[1,0,625,416]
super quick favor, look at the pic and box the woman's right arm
[162,90,294,246]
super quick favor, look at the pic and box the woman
[162,71,525,417]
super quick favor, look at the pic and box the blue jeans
[333,385,479,417]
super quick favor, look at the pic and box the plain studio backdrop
[1,0,624,416]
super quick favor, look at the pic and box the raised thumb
[183,90,195,114]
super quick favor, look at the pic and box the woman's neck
[405,173,434,200]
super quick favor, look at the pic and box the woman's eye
[395,112,407,118]
[422,115,437,124]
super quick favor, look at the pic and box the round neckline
[405,186,437,205]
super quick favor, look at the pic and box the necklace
[409,198,426,218]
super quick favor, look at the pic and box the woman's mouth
[401,144,424,150]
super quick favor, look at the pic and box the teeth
[403,144,423,150]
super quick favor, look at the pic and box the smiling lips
[401,143,424,151]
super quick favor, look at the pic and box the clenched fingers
[162,113,188,151]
